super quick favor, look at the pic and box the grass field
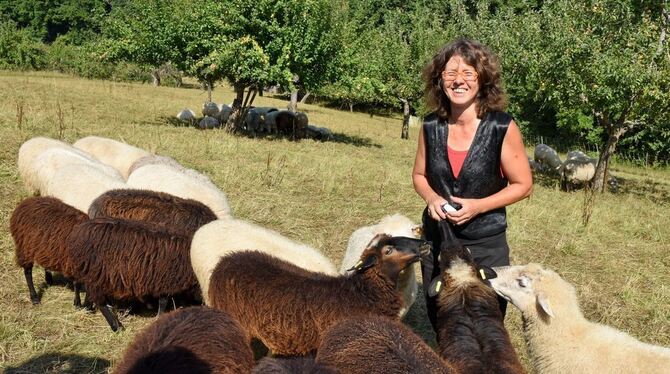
[0,71,668,373]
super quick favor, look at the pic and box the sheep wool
[490,263,670,374]
[127,163,231,219]
[17,136,77,194]
[73,136,151,180]
[114,306,253,374]
[190,218,337,306]
[45,163,127,213]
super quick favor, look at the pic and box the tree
[532,0,670,191]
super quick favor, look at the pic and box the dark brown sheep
[114,306,253,374]
[433,220,526,374]
[88,188,216,236]
[316,315,459,374]
[252,356,337,374]
[9,196,88,305]
[208,234,430,356]
[66,217,200,331]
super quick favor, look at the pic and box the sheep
[429,220,526,374]
[9,196,88,305]
[17,136,78,194]
[489,263,670,374]
[198,116,220,129]
[126,155,211,184]
[45,163,127,213]
[190,218,338,306]
[176,108,196,125]
[73,136,151,180]
[217,104,232,123]
[26,144,122,195]
[316,315,458,374]
[127,163,231,219]
[207,234,431,356]
[339,213,422,318]
[252,357,336,374]
[559,151,597,191]
[202,101,220,117]
[66,217,200,331]
[305,125,332,141]
[533,144,562,172]
[114,306,253,374]
[88,189,217,237]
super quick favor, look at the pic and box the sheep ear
[348,255,377,274]
[427,277,443,297]
[477,265,497,280]
[536,292,555,318]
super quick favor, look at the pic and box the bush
[0,19,46,70]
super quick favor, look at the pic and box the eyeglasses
[441,70,478,82]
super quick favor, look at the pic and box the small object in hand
[441,202,458,213]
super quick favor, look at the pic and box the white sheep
[127,154,211,184]
[32,147,123,196]
[339,214,422,318]
[45,163,127,213]
[73,136,151,180]
[127,163,232,219]
[489,263,670,374]
[176,108,197,124]
[17,137,90,194]
[191,218,338,305]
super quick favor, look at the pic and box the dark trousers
[420,209,510,333]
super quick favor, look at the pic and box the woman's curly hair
[423,38,506,119]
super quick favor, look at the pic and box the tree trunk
[151,70,161,86]
[226,84,246,132]
[207,81,213,103]
[288,74,299,112]
[300,91,311,104]
[400,98,410,140]
[592,124,628,192]
[348,102,353,112]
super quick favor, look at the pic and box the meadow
[0,71,668,373]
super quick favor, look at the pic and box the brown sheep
[252,356,337,374]
[114,306,253,374]
[9,196,88,305]
[208,234,430,356]
[88,188,217,236]
[66,217,200,331]
[431,220,526,374]
[316,315,459,374]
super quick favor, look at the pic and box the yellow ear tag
[354,260,363,269]
[435,281,442,293]
[479,269,487,280]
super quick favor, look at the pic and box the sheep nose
[419,242,432,257]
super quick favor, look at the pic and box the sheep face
[490,263,575,320]
[352,234,430,281]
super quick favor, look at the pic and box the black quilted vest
[423,111,511,239]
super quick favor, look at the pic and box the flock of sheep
[9,135,670,373]
[176,102,333,140]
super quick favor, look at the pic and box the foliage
[0,19,47,70]
[0,0,111,43]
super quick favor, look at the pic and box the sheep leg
[157,296,168,316]
[24,267,40,305]
[99,304,123,332]
[73,282,82,308]
[45,270,53,286]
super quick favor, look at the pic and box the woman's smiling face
[441,55,480,110]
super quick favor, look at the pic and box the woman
[412,38,532,330]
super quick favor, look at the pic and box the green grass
[1,71,668,373]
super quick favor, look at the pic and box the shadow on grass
[402,282,437,348]
[5,353,110,374]
[613,175,670,204]
[142,116,382,148]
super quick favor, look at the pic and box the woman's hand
[445,196,482,225]
[426,196,448,221]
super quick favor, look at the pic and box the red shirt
[447,146,469,179]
